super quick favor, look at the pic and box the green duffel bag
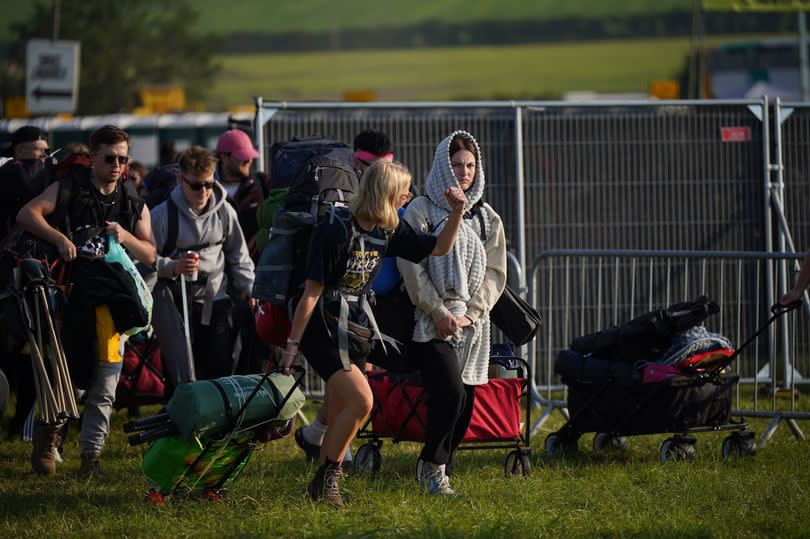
[166,373,305,441]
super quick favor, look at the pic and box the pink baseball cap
[216,129,259,161]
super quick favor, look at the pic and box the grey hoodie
[151,181,255,304]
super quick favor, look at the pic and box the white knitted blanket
[413,130,493,385]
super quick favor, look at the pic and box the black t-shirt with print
[306,208,436,306]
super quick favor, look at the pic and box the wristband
[287,338,301,346]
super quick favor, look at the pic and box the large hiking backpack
[269,136,354,190]
[0,154,141,281]
[252,137,358,305]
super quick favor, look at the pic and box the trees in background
[4,0,221,115]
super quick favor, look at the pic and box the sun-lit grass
[1,392,808,538]
[0,0,693,40]
[207,35,776,109]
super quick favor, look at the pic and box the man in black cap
[0,125,53,239]
[0,125,52,444]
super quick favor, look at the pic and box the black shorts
[300,310,358,382]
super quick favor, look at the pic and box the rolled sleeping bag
[166,373,305,441]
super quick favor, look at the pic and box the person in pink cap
[214,129,264,259]
[215,129,268,376]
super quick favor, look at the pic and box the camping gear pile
[547,296,800,462]
[125,367,305,503]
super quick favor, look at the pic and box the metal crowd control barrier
[527,249,808,447]
[252,98,808,415]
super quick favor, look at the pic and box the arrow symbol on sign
[32,86,72,100]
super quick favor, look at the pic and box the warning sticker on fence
[720,127,751,142]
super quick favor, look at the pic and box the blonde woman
[279,160,466,507]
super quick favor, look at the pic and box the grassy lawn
[0,0,692,40]
[1,393,808,538]
[207,35,769,108]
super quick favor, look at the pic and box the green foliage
[1,397,809,538]
[5,0,221,115]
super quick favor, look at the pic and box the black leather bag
[490,285,542,346]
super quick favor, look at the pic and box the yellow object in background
[649,80,680,100]
[96,305,122,363]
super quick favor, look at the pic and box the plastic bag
[106,236,153,335]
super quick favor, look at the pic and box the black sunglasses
[103,154,130,165]
[183,176,215,191]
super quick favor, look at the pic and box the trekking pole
[180,274,196,380]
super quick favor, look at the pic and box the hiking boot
[294,427,321,462]
[307,461,344,508]
[31,422,61,475]
[419,461,455,496]
[78,452,106,479]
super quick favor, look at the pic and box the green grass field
[1,392,808,538]
[207,35,757,108]
[0,0,692,40]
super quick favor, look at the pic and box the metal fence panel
[522,103,767,254]
[528,250,807,417]
[779,101,810,259]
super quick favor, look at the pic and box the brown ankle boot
[307,461,344,508]
[78,451,105,479]
[31,422,60,475]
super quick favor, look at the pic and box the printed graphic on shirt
[339,248,382,294]
[74,224,107,256]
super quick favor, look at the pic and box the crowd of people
[3,120,805,508]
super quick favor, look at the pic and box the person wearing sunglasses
[17,125,157,479]
[150,145,255,385]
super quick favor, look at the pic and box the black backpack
[253,136,358,305]
[270,135,355,192]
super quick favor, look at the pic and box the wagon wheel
[545,433,578,457]
[145,488,165,507]
[659,436,697,462]
[354,443,382,475]
[202,487,227,502]
[722,431,757,461]
[592,433,629,453]
[504,450,532,477]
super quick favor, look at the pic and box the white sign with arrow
[26,39,80,114]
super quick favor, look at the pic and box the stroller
[545,299,800,462]
[354,350,532,478]
[124,366,306,504]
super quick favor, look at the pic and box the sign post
[25,39,80,114]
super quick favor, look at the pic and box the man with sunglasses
[17,125,156,478]
[150,146,254,384]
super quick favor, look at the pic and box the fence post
[514,105,527,292]
[254,96,265,173]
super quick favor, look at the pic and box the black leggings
[409,339,476,466]
[188,299,237,380]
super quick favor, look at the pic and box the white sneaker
[419,461,455,495]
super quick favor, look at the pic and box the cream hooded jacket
[398,131,506,385]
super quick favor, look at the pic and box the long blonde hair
[350,160,410,231]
